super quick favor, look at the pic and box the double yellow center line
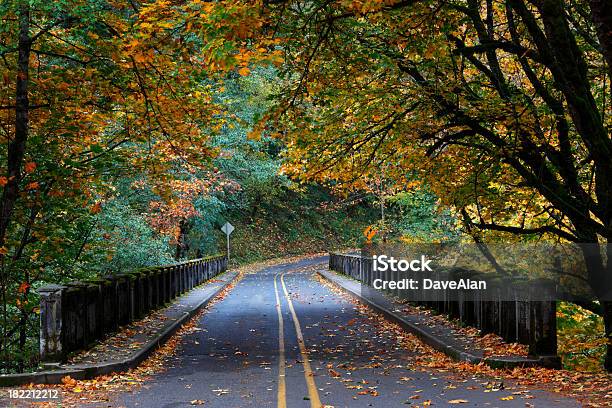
[274,272,322,408]
[273,273,287,408]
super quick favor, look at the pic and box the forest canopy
[1,0,611,372]
[260,0,612,370]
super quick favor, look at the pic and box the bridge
[0,255,587,406]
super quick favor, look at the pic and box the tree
[265,0,612,370]
[0,0,266,372]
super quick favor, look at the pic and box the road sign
[220,222,234,263]
[221,222,234,235]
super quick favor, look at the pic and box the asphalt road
[117,257,579,408]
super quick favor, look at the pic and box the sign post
[220,222,234,263]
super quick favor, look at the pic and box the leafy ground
[229,216,369,265]
[315,272,612,407]
[398,303,529,358]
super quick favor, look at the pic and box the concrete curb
[0,271,239,387]
[318,269,560,369]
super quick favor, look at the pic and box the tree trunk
[0,1,30,246]
[604,301,612,371]
[0,0,30,367]
[589,0,612,80]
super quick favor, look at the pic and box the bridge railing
[329,253,558,360]
[38,255,227,363]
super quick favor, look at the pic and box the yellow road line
[280,272,322,408]
[274,273,287,408]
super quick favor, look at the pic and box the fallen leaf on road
[448,399,469,404]
[328,369,341,378]
[357,389,379,396]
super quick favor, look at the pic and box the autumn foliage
[1,0,611,376]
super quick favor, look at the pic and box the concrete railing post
[39,284,66,363]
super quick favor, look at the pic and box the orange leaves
[24,162,36,173]
[61,376,78,387]
[142,172,238,240]
[90,202,102,214]
[17,282,30,294]
[357,389,379,396]
[328,368,341,378]
[132,50,155,64]
[48,188,65,198]
[25,181,39,190]
[0,177,7,187]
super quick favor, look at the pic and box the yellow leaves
[246,117,268,141]
[500,396,514,401]
[448,399,469,404]
[238,66,251,76]
[0,247,8,255]
[247,129,262,140]
[423,43,443,59]
[156,21,175,29]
